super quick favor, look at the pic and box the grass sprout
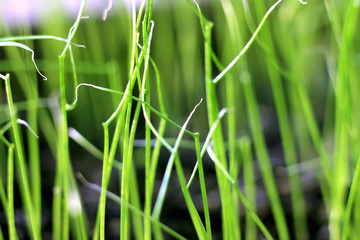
[1,0,359,239]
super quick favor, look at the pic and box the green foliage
[0,0,359,239]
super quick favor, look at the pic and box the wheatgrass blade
[0,159,8,218]
[55,0,88,238]
[119,98,139,240]
[242,72,289,240]
[7,144,16,240]
[144,50,168,240]
[3,73,40,239]
[194,134,212,239]
[241,137,257,240]
[152,99,203,219]
[203,20,235,239]
[215,0,249,237]
[330,1,358,239]
[77,173,187,240]
[1,28,43,227]
[139,4,157,238]
[0,130,12,235]
[213,0,282,84]
[187,109,227,188]
[159,103,207,239]
[96,2,145,239]
[174,153,207,240]
[205,143,274,240]
[342,153,360,240]
[252,1,308,238]
[275,6,333,215]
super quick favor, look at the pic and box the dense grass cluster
[0,0,359,239]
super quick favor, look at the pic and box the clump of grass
[1,0,360,239]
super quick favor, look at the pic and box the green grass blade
[2,73,40,239]
[152,99,203,219]
[240,137,257,240]
[242,72,289,240]
[77,174,187,240]
[174,153,207,240]
[342,153,360,240]
[7,145,17,240]
[213,0,282,84]
[194,134,212,239]
[206,141,274,240]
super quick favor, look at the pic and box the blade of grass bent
[213,0,282,84]
[203,20,234,239]
[205,144,274,240]
[187,108,227,188]
[152,99,203,219]
[96,3,144,239]
[56,0,88,238]
[174,153,207,240]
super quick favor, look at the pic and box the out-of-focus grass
[0,0,360,239]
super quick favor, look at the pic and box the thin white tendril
[207,142,235,184]
[186,108,228,188]
[66,83,113,110]
[17,119,39,138]
[102,0,113,20]
[298,0,307,4]
[0,36,85,48]
[0,42,47,80]
[0,74,7,80]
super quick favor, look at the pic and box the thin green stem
[342,154,360,240]
[241,138,257,240]
[4,73,40,240]
[213,0,282,84]
[242,73,289,240]
[7,145,17,240]
[204,21,234,240]
[194,134,212,239]
[152,99,203,219]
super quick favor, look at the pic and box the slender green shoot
[7,145,17,240]
[242,72,289,240]
[213,0,282,84]
[77,173,187,240]
[342,154,360,240]
[152,99,203,219]
[2,73,40,239]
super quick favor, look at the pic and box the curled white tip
[298,0,307,4]
[0,41,48,80]
[17,119,39,138]
[218,108,228,118]
[0,74,7,81]
[102,0,113,21]
[192,0,200,8]
[68,127,80,139]
[68,190,82,216]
